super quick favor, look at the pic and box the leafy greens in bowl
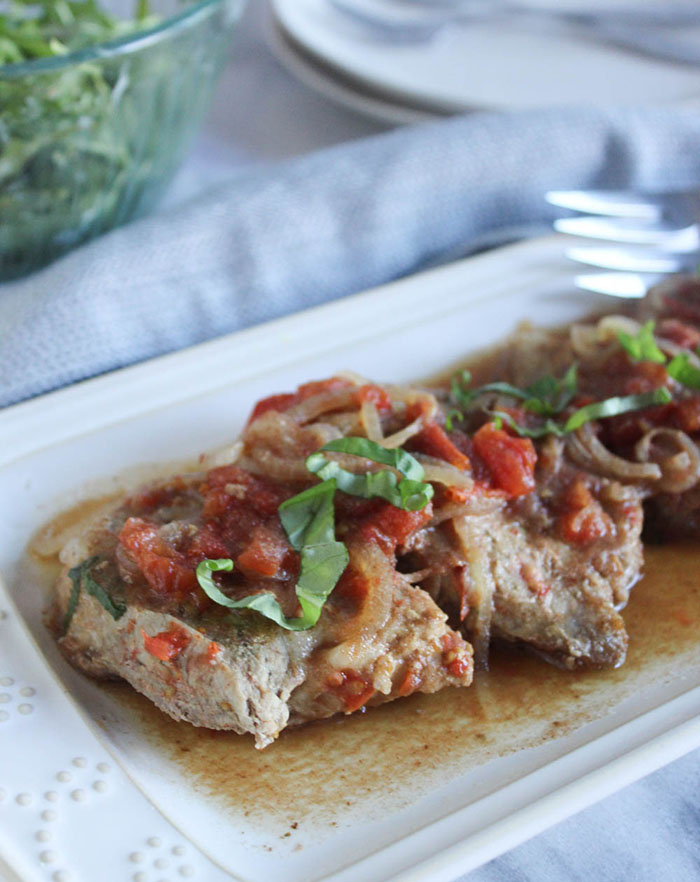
[0,0,246,279]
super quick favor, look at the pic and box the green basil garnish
[617,320,700,392]
[451,365,578,420]
[444,408,463,432]
[196,437,435,631]
[667,353,700,390]
[196,480,349,632]
[618,320,667,364]
[563,388,672,430]
[64,556,126,633]
[493,387,672,439]
[305,437,433,511]
[492,412,566,439]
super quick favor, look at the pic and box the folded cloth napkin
[2,105,700,408]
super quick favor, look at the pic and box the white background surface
[2,2,698,880]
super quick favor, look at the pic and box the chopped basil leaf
[64,556,126,633]
[667,353,700,390]
[444,408,463,432]
[197,480,349,632]
[452,365,578,417]
[618,321,667,364]
[493,387,672,438]
[197,437,435,631]
[492,412,566,439]
[563,388,672,431]
[523,364,578,416]
[306,437,433,511]
[451,370,473,407]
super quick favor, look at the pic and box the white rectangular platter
[0,236,698,882]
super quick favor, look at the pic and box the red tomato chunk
[141,624,191,662]
[472,422,536,498]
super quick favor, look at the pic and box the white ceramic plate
[265,12,442,125]
[272,0,700,113]
[1,236,699,882]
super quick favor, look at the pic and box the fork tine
[575,272,665,299]
[566,246,698,274]
[554,217,700,249]
[546,190,663,220]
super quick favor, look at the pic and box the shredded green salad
[0,0,158,64]
[0,0,173,278]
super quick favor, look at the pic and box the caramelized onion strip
[452,515,494,669]
[360,400,384,442]
[634,428,700,493]
[567,424,662,483]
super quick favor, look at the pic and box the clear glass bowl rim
[0,0,233,80]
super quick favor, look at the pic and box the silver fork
[546,189,700,298]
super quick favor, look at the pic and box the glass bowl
[0,0,246,280]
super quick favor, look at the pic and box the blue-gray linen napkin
[2,104,700,407]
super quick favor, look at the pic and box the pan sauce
[97,541,699,831]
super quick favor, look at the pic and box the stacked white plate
[267,0,700,123]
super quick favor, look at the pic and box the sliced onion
[334,370,369,386]
[452,515,494,669]
[360,400,384,442]
[567,423,662,483]
[199,440,243,470]
[286,388,358,424]
[568,423,662,482]
[320,411,363,435]
[570,323,619,366]
[596,314,641,342]
[323,542,395,663]
[634,428,700,493]
[415,455,474,490]
[242,412,342,480]
[381,417,425,449]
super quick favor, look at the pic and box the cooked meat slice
[412,438,644,669]
[51,466,472,749]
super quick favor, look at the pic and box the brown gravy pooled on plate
[95,542,699,827]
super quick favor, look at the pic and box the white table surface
[13,3,698,881]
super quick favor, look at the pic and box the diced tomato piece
[357,502,433,555]
[237,525,288,577]
[246,377,353,424]
[672,397,700,434]
[441,633,471,680]
[297,377,352,399]
[333,567,369,607]
[247,393,299,423]
[559,477,611,546]
[355,383,393,414]
[202,466,285,518]
[411,422,471,470]
[187,523,231,561]
[141,624,191,662]
[472,422,536,498]
[331,670,375,713]
[405,399,434,423]
[398,666,422,696]
[119,518,197,600]
[622,361,669,396]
